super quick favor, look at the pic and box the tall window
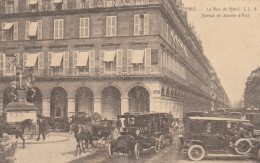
[54,19,64,39]
[106,16,117,36]
[5,0,18,14]
[2,22,18,41]
[134,14,149,35]
[0,53,19,76]
[27,0,42,12]
[25,20,42,40]
[79,18,89,38]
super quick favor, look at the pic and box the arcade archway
[75,86,94,116]
[26,87,42,114]
[128,86,150,113]
[101,86,121,120]
[50,87,68,118]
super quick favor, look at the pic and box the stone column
[150,97,161,112]
[42,97,50,117]
[93,97,102,115]
[0,98,3,115]
[67,98,76,118]
[121,97,129,115]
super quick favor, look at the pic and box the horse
[69,123,95,156]
[2,119,33,148]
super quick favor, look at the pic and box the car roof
[188,116,249,122]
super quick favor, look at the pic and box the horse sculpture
[1,119,33,148]
[69,122,95,156]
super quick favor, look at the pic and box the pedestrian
[36,115,46,141]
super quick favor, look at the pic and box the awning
[50,53,63,67]
[76,52,89,67]
[132,50,144,64]
[103,51,116,62]
[3,23,14,30]
[53,0,63,3]
[25,53,38,67]
[28,22,38,37]
[29,0,38,5]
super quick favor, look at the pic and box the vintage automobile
[179,116,260,161]
[108,112,174,160]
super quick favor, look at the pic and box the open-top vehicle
[108,112,174,160]
[179,116,260,161]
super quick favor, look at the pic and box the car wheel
[108,143,113,158]
[159,135,165,148]
[187,144,205,161]
[154,139,161,154]
[234,138,252,155]
[134,143,140,160]
[100,137,106,151]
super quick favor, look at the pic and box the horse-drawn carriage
[69,113,116,155]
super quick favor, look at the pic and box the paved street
[14,132,259,163]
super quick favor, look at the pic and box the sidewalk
[15,132,100,163]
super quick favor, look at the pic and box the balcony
[1,0,159,14]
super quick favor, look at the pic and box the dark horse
[0,119,33,148]
[69,123,95,156]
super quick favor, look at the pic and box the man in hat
[36,115,46,141]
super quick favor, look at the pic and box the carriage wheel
[154,140,160,154]
[108,143,113,158]
[134,143,140,160]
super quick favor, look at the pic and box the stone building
[0,0,230,120]
[244,67,260,109]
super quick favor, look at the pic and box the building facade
[0,0,230,120]
[244,67,260,109]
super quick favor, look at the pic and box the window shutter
[48,52,53,76]
[59,19,64,39]
[145,48,151,74]
[13,22,18,40]
[14,0,18,13]
[25,21,30,40]
[80,18,84,38]
[144,14,149,35]
[38,0,42,11]
[54,19,58,39]
[72,51,79,75]
[112,16,117,36]
[2,23,6,41]
[37,20,42,39]
[85,18,89,38]
[89,50,95,75]
[116,49,123,75]
[99,50,105,75]
[127,49,133,74]
[23,53,28,69]
[38,52,44,69]
[134,15,140,35]
[0,53,6,76]
[62,0,67,10]
[63,51,69,75]
[106,16,111,36]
